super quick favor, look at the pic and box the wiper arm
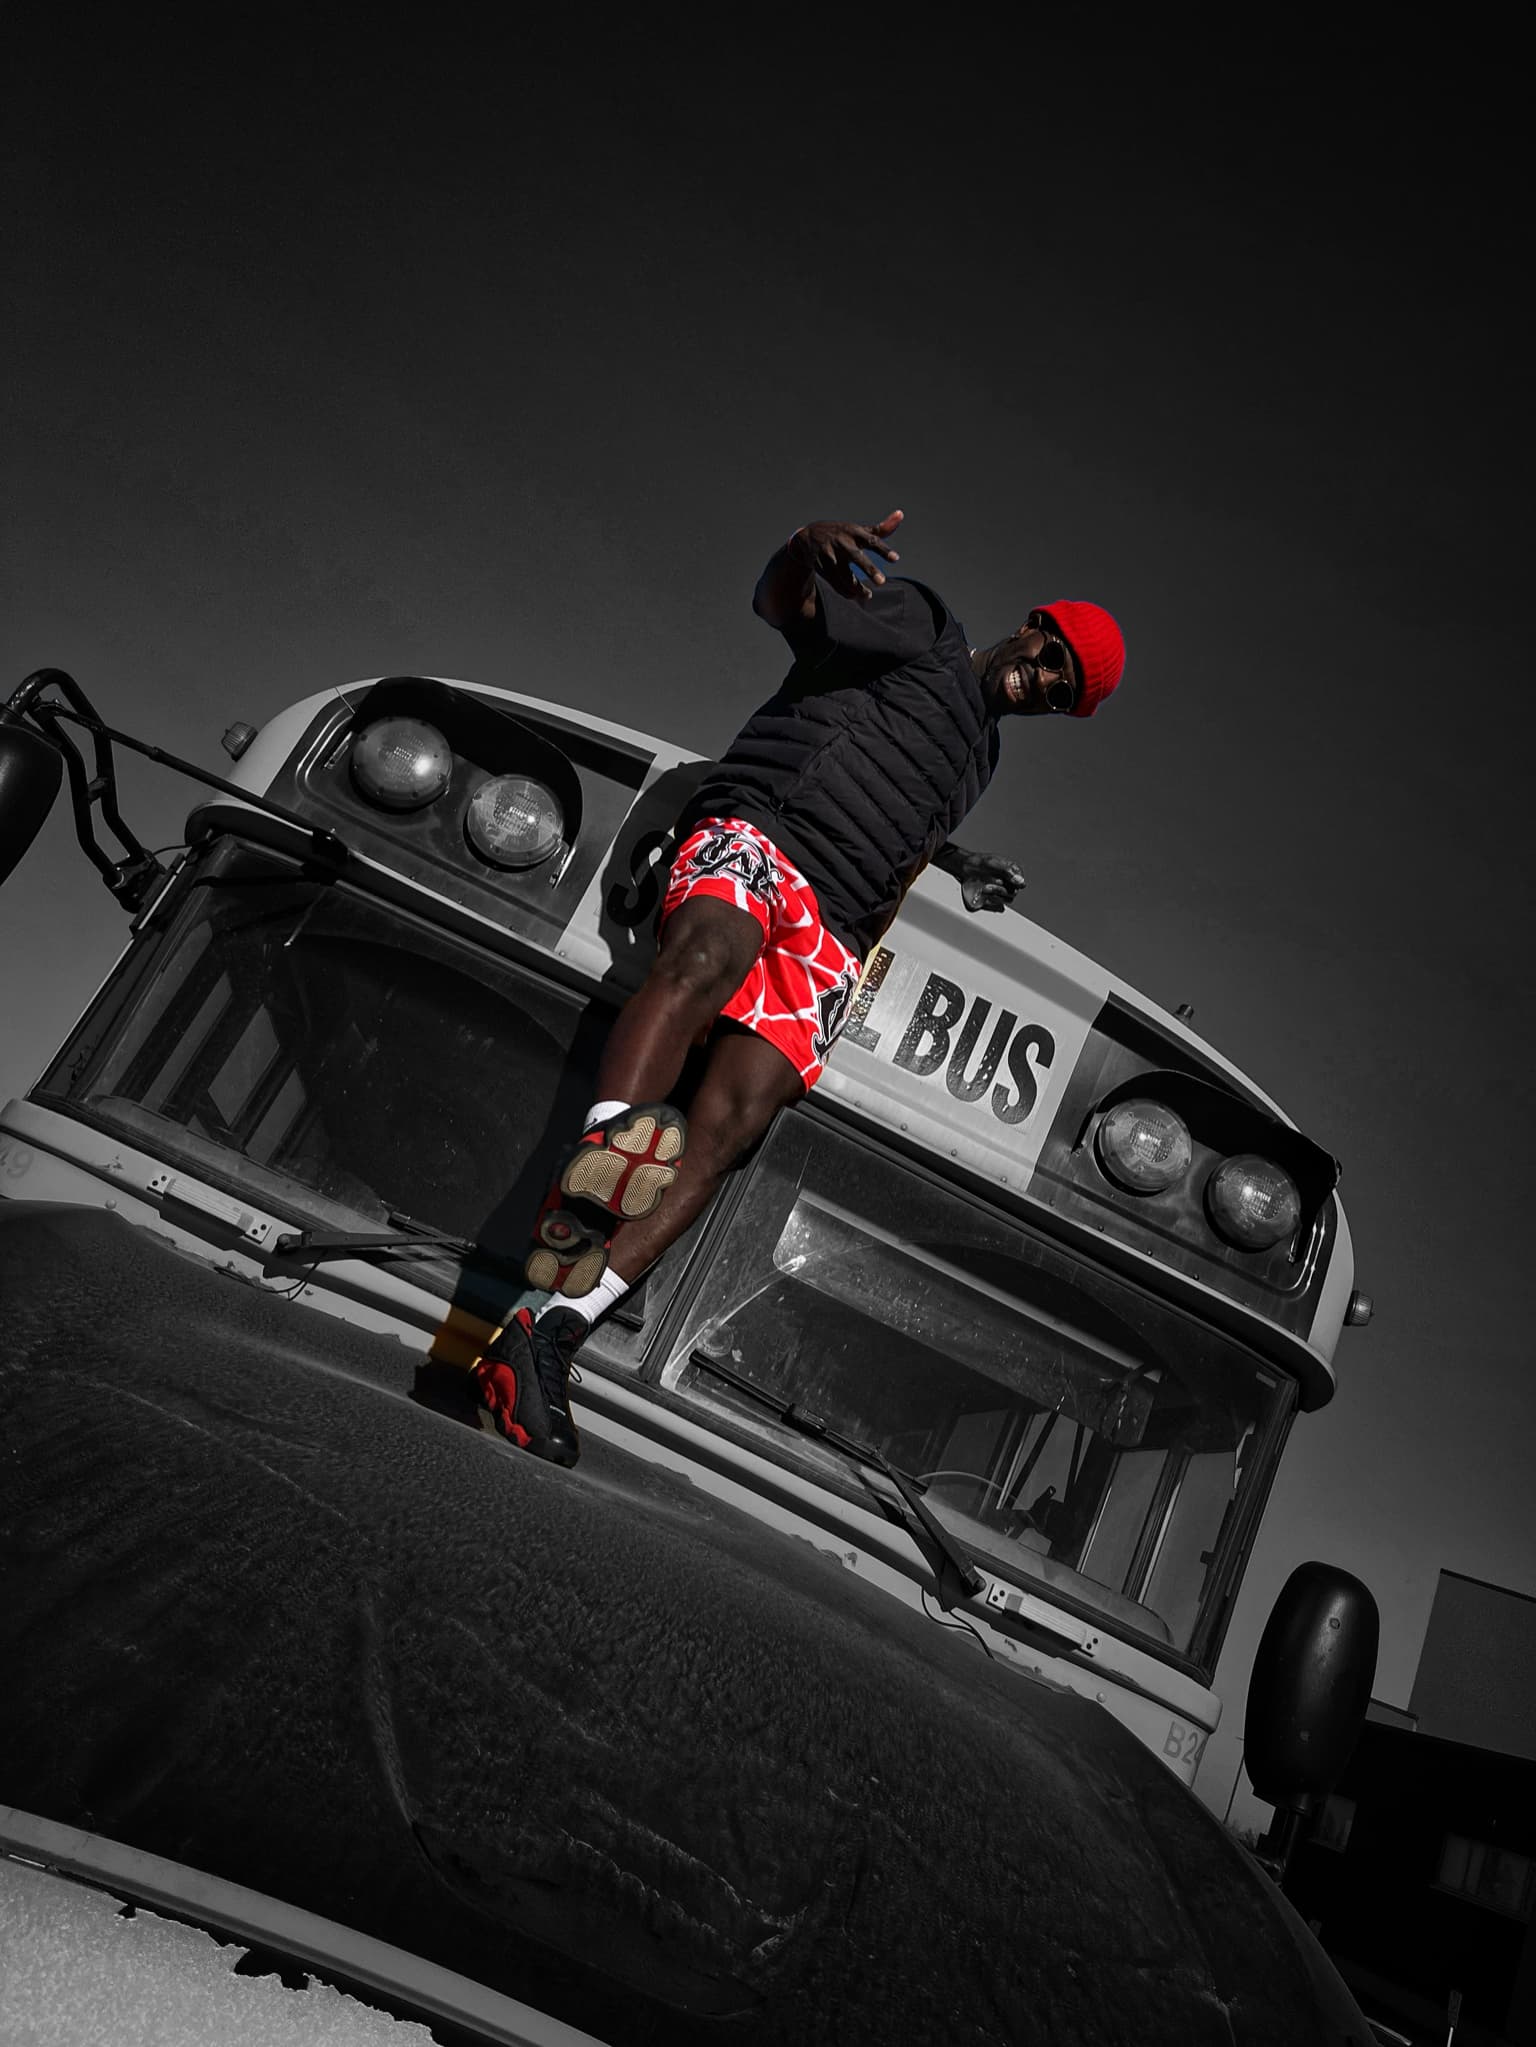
[272,1210,524,1283]
[691,1351,984,1611]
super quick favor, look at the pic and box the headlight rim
[1204,1151,1303,1251]
[348,715,456,813]
[1093,1095,1195,1196]
[463,771,565,871]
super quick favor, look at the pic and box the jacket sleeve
[783,575,944,695]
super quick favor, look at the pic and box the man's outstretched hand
[788,510,904,600]
[932,842,1028,913]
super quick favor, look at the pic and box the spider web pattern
[662,820,864,1087]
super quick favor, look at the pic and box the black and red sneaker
[471,1307,584,1468]
[471,1309,549,1452]
[524,1105,687,1296]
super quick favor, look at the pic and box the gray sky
[4,27,1530,1824]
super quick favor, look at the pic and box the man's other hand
[933,843,1028,913]
[789,511,903,600]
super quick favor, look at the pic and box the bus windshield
[41,843,601,1279]
[660,1112,1292,1658]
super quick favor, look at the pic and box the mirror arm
[7,671,164,906]
[5,669,349,912]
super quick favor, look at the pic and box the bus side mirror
[0,717,64,887]
[1243,1561,1378,1876]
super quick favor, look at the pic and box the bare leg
[595,896,766,1106]
[606,1028,805,1283]
[499,1024,802,1468]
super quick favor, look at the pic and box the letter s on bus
[992,1023,1055,1126]
[606,829,676,930]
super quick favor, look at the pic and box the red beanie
[1037,601,1126,717]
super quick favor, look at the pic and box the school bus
[0,667,1377,2044]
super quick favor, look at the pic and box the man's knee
[652,910,761,1008]
[651,939,736,1005]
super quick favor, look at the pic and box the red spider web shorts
[661,818,864,1090]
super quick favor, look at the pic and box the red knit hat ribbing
[1037,601,1126,717]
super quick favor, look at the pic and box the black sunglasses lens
[1045,677,1076,712]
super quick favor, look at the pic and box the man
[473,509,1125,1464]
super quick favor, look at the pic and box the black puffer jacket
[678,576,999,956]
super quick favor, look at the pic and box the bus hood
[0,1203,1370,2046]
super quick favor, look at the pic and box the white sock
[583,1099,631,1132]
[540,1264,631,1327]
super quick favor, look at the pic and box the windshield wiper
[691,1350,984,1611]
[272,1210,524,1283]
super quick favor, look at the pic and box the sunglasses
[1028,627,1077,712]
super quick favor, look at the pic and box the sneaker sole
[526,1241,609,1296]
[562,1150,678,1218]
[528,1205,609,1296]
[612,1112,685,1162]
[559,1108,685,1220]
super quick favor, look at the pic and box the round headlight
[1095,1098,1193,1194]
[350,718,454,811]
[1205,1154,1302,1249]
[465,774,564,870]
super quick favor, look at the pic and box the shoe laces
[532,1313,585,1409]
[535,1353,582,1408]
